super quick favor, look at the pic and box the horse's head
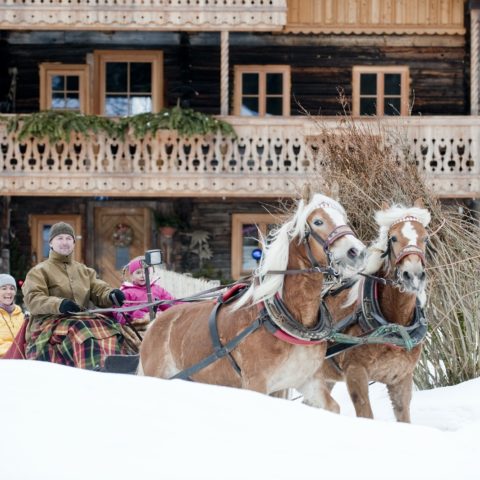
[297,193,366,278]
[372,199,431,303]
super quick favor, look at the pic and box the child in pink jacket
[114,257,176,325]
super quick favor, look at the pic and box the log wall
[0,30,468,116]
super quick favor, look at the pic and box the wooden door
[94,207,152,287]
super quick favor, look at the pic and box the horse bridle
[304,223,357,276]
[379,217,427,288]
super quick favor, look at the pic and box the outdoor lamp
[143,249,163,321]
[144,249,162,266]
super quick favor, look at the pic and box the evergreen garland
[5,106,236,143]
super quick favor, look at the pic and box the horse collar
[261,295,332,343]
[358,276,428,347]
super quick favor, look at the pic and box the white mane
[346,204,431,306]
[234,193,347,309]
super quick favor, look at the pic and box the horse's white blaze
[401,221,418,246]
[324,206,345,227]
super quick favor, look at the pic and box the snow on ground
[1,360,479,480]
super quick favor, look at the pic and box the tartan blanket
[25,314,128,370]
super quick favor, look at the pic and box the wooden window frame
[39,63,90,113]
[93,50,164,116]
[233,65,291,116]
[352,66,410,116]
[29,214,83,265]
[231,213,285,280]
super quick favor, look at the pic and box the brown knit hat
[48,222,76,242]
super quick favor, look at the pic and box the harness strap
[208,300,242,376]
[170,315,266,381]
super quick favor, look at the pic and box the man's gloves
[109,289,126,306]
[59,299,81,314]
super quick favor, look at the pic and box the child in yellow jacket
[0,274,24,358]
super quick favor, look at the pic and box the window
[29,215,83,265]
[39,64,90,113]
[234,66,290,116]
[231,213,285,280]
[93,50,163,116]
[352,66,410,116]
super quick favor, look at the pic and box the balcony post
[220,30,230,115]
[471,2,480,115]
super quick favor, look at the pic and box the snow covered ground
[2,360,479,480]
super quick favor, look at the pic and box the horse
[319,199,431,422]
[138,193,366,408]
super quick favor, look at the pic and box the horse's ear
[381,201,389,210]
[300,183,312,204]
[413,198,425,209]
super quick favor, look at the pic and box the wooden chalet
[0,0,478,285]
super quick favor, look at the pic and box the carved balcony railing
[1,116,479,198]
[0,0,287,32]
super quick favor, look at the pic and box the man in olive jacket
[22,221,127,369]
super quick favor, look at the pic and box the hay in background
[307,115,480,389]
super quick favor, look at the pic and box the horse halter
[304,223,356,275]
[380,217,427,288]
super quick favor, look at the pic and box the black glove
[109,289,125,306]
[59,299,81,314]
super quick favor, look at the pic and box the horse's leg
[386,375,413,423]
[344,365,374,419]
[298,376,340,412]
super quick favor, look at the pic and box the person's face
[131,268,146,286]
[0,284,16,306]
[50,234,75,256]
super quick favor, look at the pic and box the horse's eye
[313,219,324,227]
[390,235,397,242]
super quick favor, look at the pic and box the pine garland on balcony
[4,105,236,143]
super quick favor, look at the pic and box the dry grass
[307,114,480,389]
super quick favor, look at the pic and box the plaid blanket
[25,314,128,370]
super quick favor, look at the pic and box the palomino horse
[139,193,366,408]
[320,199,431,422]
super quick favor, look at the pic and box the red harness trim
[217,283,248,304]
[258,302,325,346]
[271,328,325,345]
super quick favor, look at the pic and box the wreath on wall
[112,223,134,248]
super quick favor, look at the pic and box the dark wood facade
[0,30,468,116]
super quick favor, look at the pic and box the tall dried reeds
[307,115,480,389]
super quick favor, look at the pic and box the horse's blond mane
[234,193,346,309]
[345,204,431,307]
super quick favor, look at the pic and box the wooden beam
[220,31,230,116]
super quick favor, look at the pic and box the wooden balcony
[0,0,287,32]
[1,116,479,199]
[286,0,465,35]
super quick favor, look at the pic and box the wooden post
[220,30,230,116]
[471,2,480,114]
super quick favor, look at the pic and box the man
[22,221,127,369]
